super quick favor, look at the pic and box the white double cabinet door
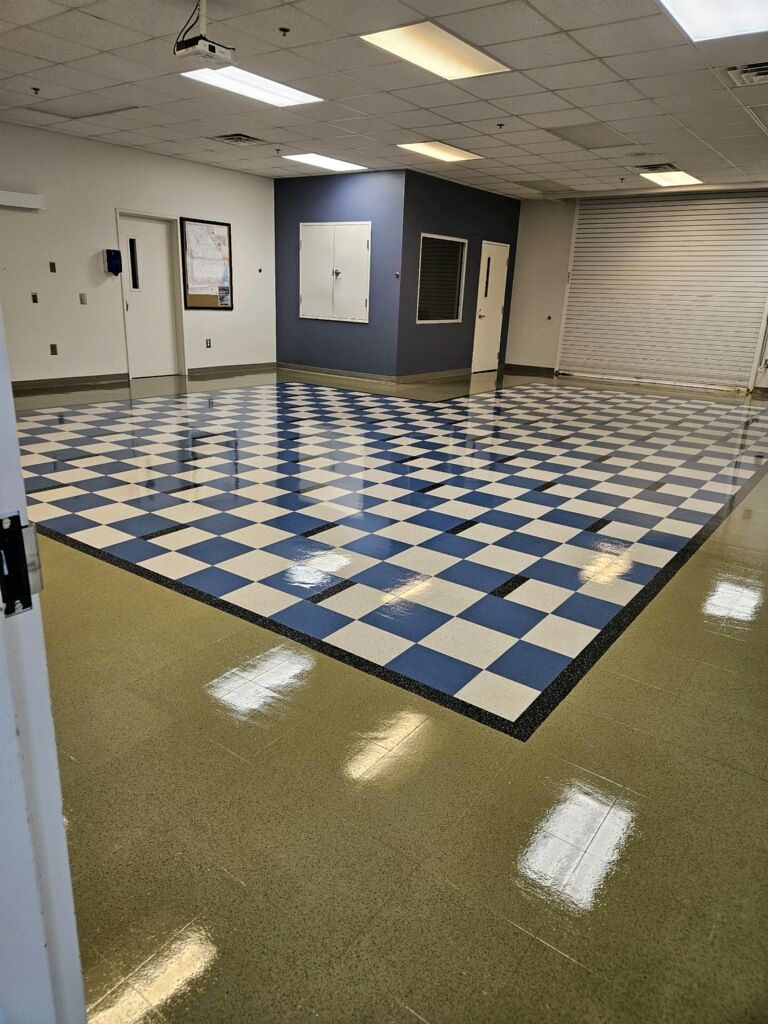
[299,221,371,323]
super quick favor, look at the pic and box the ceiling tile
[31,62,113,91]
[654,91,740,114]
[524,108,597,128]
[290,36,396,70]
[65,52,171,82]
[603,45,706,78]
[584,98,660,120]
[631,69,726,98]
[288,72,369,100]
[35,9,149,49]
[556,81,643,106]
[385,108,450,127]
[548,121,634,146]
[0,72,77,100]
[459,71,543,99]
[392,82,475,107]
[220,7,342,49]
[494,92,572,114]
[0,46,50,73]
[341,92,417,115]
[528,0,659,30]
[0,25,95,61]
[350,62,437,91]
[84,0,191,36]
[294,0,417,34]
[525,59,619,90]
[694,31,768,69]
[238,50,329,82]
[437,2,558,45]
[488,33,593,69]
[432,99,509,121]
[0,0,65,24]
[571,15,686,57]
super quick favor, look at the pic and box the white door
[332,223,370,323]
[120,215,180,378]
[299,222,335,319]
[0,307,86,1022]
[472,241,510,373]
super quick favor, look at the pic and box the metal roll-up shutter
[558,192,768,389]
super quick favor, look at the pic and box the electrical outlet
[31,292,38,304]
[50,344,57,355]
[205,338,212,349]
[79,292,87,305]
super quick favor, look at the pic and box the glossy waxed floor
[42,437,768,1024]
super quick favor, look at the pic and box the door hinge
[365,298,368,308]
[366,239,369,250]
[0,514,42,617]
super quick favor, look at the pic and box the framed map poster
[180,218,233,310]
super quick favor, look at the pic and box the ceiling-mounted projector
[174,35,235,67]
[173,0,234,68]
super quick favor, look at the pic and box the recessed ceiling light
[282,153,367,172]
[181,67,321,107]
[639,169,702,186]
[361,22,507,80]
[398,141,482,162]
[657,0,768,41]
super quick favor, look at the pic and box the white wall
[505,199,575,369]
[0,124,275,382]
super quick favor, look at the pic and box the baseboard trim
[503,363,555,377]
[187,362,277,380]
[277,361,471,383]
[12,372,129,395]
[753,385,768,397]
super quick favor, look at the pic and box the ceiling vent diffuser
[210,133,265,146]
[722,63,768,87]
[631,162,678,173]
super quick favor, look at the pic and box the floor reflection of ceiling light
[580,548,632,586]
[519,785,634,912]
[90,926,217,1023]
[345,712,428,782]
[207,650,314,719]
[702,580,763,622]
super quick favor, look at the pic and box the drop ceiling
[1,0,767,199]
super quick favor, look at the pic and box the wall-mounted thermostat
[104,249,122,276]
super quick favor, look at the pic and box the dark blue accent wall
[274,171,405,376]
[397,171,520,377]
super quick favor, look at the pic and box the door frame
[115,209,187,379]
[471,239,510,374]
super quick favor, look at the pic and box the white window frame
[416,232,468,325]
[299,220,371,324]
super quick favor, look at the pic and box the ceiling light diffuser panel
[181,68,321,107]
[657,0,768,41]
[639,170,702,186]
[283,154,367,172]
[398,141,482,162]
[361,22,507,80]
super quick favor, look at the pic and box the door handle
[478,313,486,319]
[333,268,341,278]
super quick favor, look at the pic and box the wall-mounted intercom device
[104,248,122,276]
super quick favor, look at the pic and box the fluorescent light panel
[639,170,702,186]
[361,22,507,80]
[657,0,768,41]
[283,153,367,172]
[398,141,482,162]
[181,67,320,107]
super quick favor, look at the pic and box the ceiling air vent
[210,133,265,146]
[631,162,678,173]
[723,62,768,87]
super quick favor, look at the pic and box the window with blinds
[417,234,467,323]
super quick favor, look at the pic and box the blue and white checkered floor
[17,382,768,736]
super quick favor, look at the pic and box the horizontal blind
[417,236,465,321]
[559,192,768,388]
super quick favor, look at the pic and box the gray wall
[397,171,520,377]
[274,171,405,376]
